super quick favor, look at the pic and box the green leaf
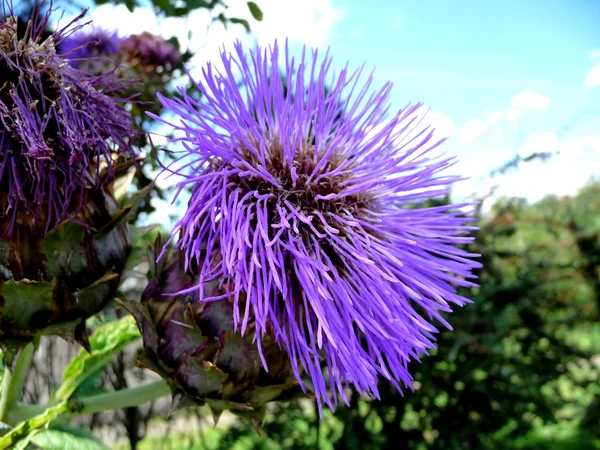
[72,273,119,317]
[124,0,136,12]
[40,222,86,280]
[120,244,147,284]
[31,428,109,450]
[231,405,267,434]
[130,225,159,245]
[123,183,154,221]
[0,280,56,330]
[53,316,140,403]
[112,168,136,202]
[0,403,66,450]
[230,18,250,32]
[247,2,263,21]
[246,383,301,409]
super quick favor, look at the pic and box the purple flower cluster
[60,28,180,73]
[0,2,135,232]
[154,41,481,410]
[119,32,180,71]
[59,27,122,66]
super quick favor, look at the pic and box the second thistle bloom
[154,42,481,409]
[59,27,122,72]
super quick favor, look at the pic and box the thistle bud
[126,238,304,431]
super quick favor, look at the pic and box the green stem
[2,380,170,428]
[68,380,170,415]
[4,402,46,426]
[0,343,35,422]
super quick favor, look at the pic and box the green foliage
[31,427,110,450]
[0,403,67,450]
[53,316,141,404]
[247,2,263,21]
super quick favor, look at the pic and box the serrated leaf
[53,316,140,403]
[0,403,66,450]
[31,428,109,450]
[247,2,263,21]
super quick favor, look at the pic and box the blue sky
[78,0,600,207]
[322,0,600,202]
[334,0,598,124]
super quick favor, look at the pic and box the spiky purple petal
[153,41,481,411]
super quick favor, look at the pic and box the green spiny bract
[0,167,132,368]
[125,236,306,432]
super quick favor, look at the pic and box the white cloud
[424,111,457,138]
[500,143,600,203]
[511,89,551,111]
[452,130,600,207]
[517,132,581,158]
[483,132,600,204]
[86,0,344,53]
[226,0,344,48]
[478,90,550,131]
[483,108,521,125]
[584,63,600,88]
[85,4,160,34]
[82,0,344,91]
[589,49,600,61]
[581,135,600,152]
[459,118,487,143]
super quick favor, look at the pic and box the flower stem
[2,381,170,427]
[68,380,170,415]
[0,343,35,422]
[4,402,47,426]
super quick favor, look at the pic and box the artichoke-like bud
[0,4,137,365]
[0,172,131,366]
[119,32,180,73]
[61,30,181,121]
[118,32,181,118]
[125,237,305,431]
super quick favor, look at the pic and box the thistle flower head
[120,32,180,72]
[0,1,136,232]
[59,27,122,67]
[154,41,481,411]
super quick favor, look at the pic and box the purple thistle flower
[0,2,135,232]
[152,41,481,411]
[119,32,180,72]
[59,27,122,68]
